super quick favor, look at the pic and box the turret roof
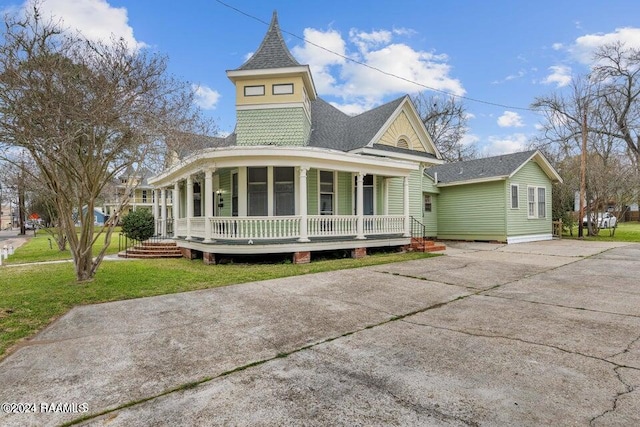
[235,11,301,71]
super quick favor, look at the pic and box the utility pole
[578,107,588,238]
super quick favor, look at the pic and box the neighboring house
[104,168,173,222]
[148,12,562,263]
[81,206,107,226]
[424,150,562,243]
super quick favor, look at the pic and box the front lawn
[5,228,122,264]
[563,221,640,242]
[0,250,436,359]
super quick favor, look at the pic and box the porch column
[173,181,180,236]
[356,172,365,240]
[153,188,159,235]
[383,178,389,215]
[203,168,214,243]
[403,176,411,237]
[160,187,167,237]
[298,166,310,242]
[186,175,194,240]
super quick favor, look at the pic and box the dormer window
[244,85,265,96]
[397,138,409,149]
[273,83,294,95]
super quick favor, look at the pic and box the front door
[354,174,374,215]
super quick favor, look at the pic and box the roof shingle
[235,11,301,71]
[424,150,538,184]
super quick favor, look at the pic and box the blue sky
[3,0,640,155]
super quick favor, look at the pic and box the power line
[214,0,536,112]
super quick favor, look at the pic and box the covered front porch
[148,146,419,261]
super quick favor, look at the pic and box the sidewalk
[0,229,30,251]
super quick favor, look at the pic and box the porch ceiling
[149,145,419,187]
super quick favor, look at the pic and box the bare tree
[0,7,208,281]
[412,93,475,162]
[532,70,639,234]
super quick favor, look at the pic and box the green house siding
[421,175,440,194]
[422,194,437,236]
[236,108,310,146]
[307,168,318,215]
[218,169,231,217]
[506,162,553,237]
[376,176,384,214]
[437,180,507,241]
[337,172,352,215]
[409,170,422,219]
[387,177,403,215]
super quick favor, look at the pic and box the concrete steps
[410,237,446,253]
[118,241,183,259]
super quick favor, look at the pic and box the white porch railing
[307,215,357,237]
[209,216,301,239]
[176,218,187,236]
[190,218,206,238]
[172,215,407,241]
[363,215,405,235]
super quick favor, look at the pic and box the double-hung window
[319,171,334,215]
[320,171,334,215]
[527,186,546,219]
[510,185,519,209]
[274,167,295,216]
[247,167,268,216]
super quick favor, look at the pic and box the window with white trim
[319,170,334,215]
[247,167,268,216]
[538,187,546,218]
[424,194,432,212]
[527,186,546,218]
[274,167,295,216]
[510,184,519,209]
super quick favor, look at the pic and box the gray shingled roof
[371,143,438,159]
[308,96,408,152]
[235,11,301,71]
[424,150,538,184]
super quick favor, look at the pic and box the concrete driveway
[1,240,639,426]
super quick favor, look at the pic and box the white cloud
[497,111,525,128]
[492,70,525,84]
[542,65,572,87]
[292,26,464,113]
[192,85,221,110]
[570,27,640,64]
[460,133,480,147]
[552,42,564,51]
[349,29,392,53]
[292,28,346,96]
[484,133,529,156]
[27,0,146,49]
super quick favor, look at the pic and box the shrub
[121,210,155,242]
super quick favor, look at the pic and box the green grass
[563,221,640,242]
[6,227,122,264]
[0,250,437,358]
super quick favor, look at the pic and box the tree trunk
[73,249,94,282]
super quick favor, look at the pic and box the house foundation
[293,251,311,264]
[351,247,367,259]
[203,252,216,265]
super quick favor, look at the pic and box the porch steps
[118,241,183,259]
[410,237,446,253]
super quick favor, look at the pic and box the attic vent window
[397,138,409,149]
[273,83,294,95]
[244,85,265,96]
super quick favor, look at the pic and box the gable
[378,110,424,152]
[369,98,440,157]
